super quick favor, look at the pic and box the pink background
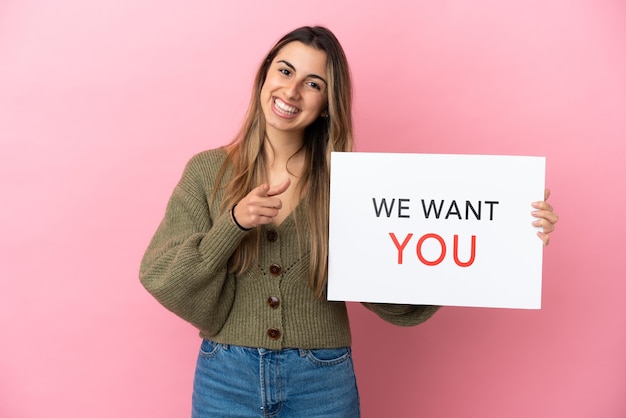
[1,1,625,417]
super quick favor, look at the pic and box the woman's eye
[307,81,321,91]
[279,68,291,76]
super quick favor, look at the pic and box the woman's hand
[231,179,291,229]
[532,189,559,246]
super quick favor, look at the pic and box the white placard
[327,152,546,309]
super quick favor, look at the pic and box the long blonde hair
[217,26,353,298]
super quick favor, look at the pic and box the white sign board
[328,152,545,309]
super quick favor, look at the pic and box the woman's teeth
[274,98,299,115]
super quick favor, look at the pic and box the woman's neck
[263,132,305,170]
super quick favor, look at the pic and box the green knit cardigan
[140,148,439,349]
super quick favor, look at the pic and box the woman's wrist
[231,204,252,231]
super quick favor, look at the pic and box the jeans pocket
[198,339,221,359]
[304,347,351,367]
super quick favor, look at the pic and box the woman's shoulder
[180,147,231,180]
[187,147,229,170]
[176,147,230,192]
[170,147,231,202]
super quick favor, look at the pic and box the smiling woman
[138,25,557,417]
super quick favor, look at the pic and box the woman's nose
[283,79,300,99]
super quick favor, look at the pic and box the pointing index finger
[267,178,291,197]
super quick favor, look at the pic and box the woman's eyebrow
[277,59,327,86]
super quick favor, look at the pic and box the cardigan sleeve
[139,153,247,335]
[361,303,440,327]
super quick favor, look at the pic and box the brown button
[267,328,281,340]
[266,230,278,242]
[267,296,280,308]
[269,263,282,276]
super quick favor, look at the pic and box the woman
[140,26,558,417]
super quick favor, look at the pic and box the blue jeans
[192,339,360,417]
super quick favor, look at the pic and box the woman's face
[260,41,328,140]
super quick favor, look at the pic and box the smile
[273,97,300,116]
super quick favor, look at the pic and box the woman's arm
[361,303,440,327]
[139,154,247,335]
